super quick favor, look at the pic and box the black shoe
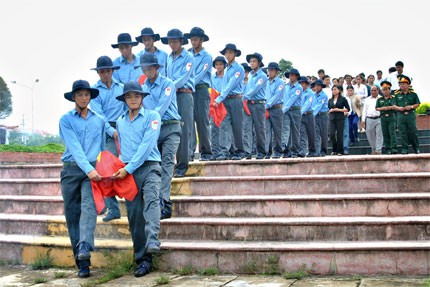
[216,155,227,161]
[209,154,218,161]
[146,242,160,254]
[134,261,152,277]
[174,173,185,178]
[291,154,298,158]
[231,154,242,160]
[331,152,337,155]
[244,153,252,160]
[256,154,265,160]
[77,242,91,261]
[319,152,326,157]
[160,199,172,220]
[264,155,271,159]
[199,156,210,161]
[414,149,420,154]
[401,149,408,155]
[297,153,306,158]
[78,267,90,278]
[102,213,120,222]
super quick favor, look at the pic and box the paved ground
[0,265,429,287]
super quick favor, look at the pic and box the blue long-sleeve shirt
[116,107,161,174]
[312,90,329,116]
[112,55,143,84]
[211,72,223,93]
[166,48,195,91]
[282,81,303,113]
[244,69,267,101]
[143,74,181,121]
[137,47,168,77]
[189,47,212,86]
[60,108,106,174]
[265,77,285,109]
[215,61,245,104]
[301,88,316,114]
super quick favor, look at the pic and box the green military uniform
[393,75,420,154]
[376,95,397,154]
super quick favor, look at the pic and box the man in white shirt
[362,86,383,154]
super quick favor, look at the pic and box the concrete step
[171,172,430,196]
[0,195,64,215]
[0,163,61,178]
[2,214,430,242]
[1,233,429,275]
[0,178,61,196]
[172,193,430,217]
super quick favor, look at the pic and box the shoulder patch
[278,85,284,91]
[235,72,241,78]
[203,63,209,70]
[151,119,159,130]
[257,78,264,85]
[165,87,172,96]
[295,89,301,96]
[186,62,192,71]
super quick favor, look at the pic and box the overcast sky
[1,0,428,134]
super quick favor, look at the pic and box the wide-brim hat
[135,27,161,42]
[246,53,264,67]
[380,80,392,89]
[284,68,300,79]
[312,79,326,88]
[266,62,281,71]
[220,43,241,57]
[161,29,188,45]
[64,80,99,102]
[111,33,138,48]
[134,53,164,69]
[91,56,120,71]
[241,63,252,72]
[298,76,310,84]
[213,55,227,68]
[184,27,209,42]
[116,81,149,102]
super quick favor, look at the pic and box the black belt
[317,112,328,116]
[248,100,266,104]
[63,161,96,168]
[109,122,116,128]
[400,110,415,115]
[289,106,301,111]
[268,104,282,109]
[367,116,380,119]
[303,110,313,115]
[195,83,209,89]
[227,94,242,99]
[382,113,395,117]
[162,120,181,125]
[177,88,193,93]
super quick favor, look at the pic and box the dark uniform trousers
[299,111,316,156]
[219,97,244,157]
[175,91,194,175]
[104,134,121,217]
[381,113,397,153]
[397,111,419,152]
[266,106,283,156]
[190,84,212,159]
[248,101,266,156]
[315,112,329,155]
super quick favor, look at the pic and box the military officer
[375,80,398,154]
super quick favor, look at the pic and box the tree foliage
[278,59,294,78]
[0,77,13,119]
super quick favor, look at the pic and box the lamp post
[11,79,39,134]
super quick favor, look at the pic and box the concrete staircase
[1,154,430,275]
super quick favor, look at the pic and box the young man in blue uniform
[298,76,317,157]
[113,81,162,277]
[135,27,168,77]
[111,33,142,83]
[60,80,105,278]
[312,79,330,157]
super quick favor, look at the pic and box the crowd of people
[58,26,422,279]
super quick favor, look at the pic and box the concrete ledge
[0,152,61,164]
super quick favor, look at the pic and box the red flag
[209,88,227,128]
[138,74,147,85]
[244,100,270,118]
[91,150,138,214]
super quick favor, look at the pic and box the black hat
[91,56,120,71]
[134,53,164,70]
[161,29,188,45]
[312,79,326,88]
[266,62,281,71]
[111,33,138,48]
[380,80,392,89]
[397,74,411,85]
[64,80,99,102]
[135,27,161,42]
[116,81,149,102]
[298,76,310,84]
[246,52,264,67]
[241,63,251,72]
[220,43,241,57]
[184,27,209,41]
[213,55,227,68]
[284,68,300,79]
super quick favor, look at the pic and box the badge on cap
[165,87,171,96]
[151,120,159,130]
[186,62,192,71]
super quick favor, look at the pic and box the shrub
[416,102,430,115]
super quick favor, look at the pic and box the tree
[278,59,294,79]
[0,77,13,119]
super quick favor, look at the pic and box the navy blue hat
[184,27,209,42]
[266,62,281,71]
[116,81,149,102]
[213,55,227,68]
[246,53,264,68]
[111,33,138,49]
[161,29,188,45]
[284,68,300,79]
[91,56,120,71]
[241,63,252,72]
[311,79,326,88]
[64,80,99,102]
[220,43,241,57]
[135,27,161,42]
[298,76,310,84]
[134,53,164,69]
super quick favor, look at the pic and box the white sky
[1,0,428,135]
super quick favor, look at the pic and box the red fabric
[91,150,138,214]
[209,88,227,128]
[138,74,147,85]
[244,100,270,119]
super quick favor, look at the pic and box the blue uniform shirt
[283,81,303,113]
[166,48,195,91]
[143,74,181,121]
[312,90,329,116]
[265,77,285,109]
[116,107,161,174]
[112,55,143,84]
[301,88,316,114]
[137,47,168,77]
[189,47,212,87]
[215,61,245,104]
[60,108,106,175]
[211,72,223,93]
[244,69,268,101]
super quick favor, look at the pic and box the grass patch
[30,252,53,270]
[173,265,193,276]
[0,258,20,266]
[0,143,64,153]
[155,275,170,285]
[262,255,281,276]
[241,260,258,274]
[282,267,310,280]
[54,271,67,278]
[34,277,48,284]
[424,278,430,287]
[198,267,219,276]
